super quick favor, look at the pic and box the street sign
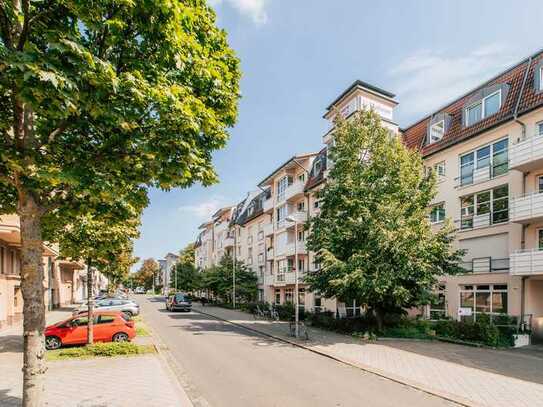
[458,307,472,317]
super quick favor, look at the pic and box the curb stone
[194,307,475,407]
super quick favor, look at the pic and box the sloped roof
[402,48,543,157]
[258,153,318,187]
[305,147,328,191]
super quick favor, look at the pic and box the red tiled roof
[402,49,543,157]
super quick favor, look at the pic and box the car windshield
[175,294,187,302]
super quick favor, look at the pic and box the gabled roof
[325,79,397,113]
[211,206,234,221]
[402,48,543,157]
[305,147,328,191]
[258,153,318,187]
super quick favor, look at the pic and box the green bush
[47,342,155,360]
[433,314,514,347]
[306,311,373,334]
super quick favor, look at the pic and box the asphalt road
[136,295,457,407]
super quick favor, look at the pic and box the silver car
[74,299,140,317]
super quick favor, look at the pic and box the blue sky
[133,0,543,265]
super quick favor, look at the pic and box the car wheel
[45,336,61,350]
[112,332,129,342]
[123,311,133,317]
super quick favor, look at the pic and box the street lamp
[286,215,300,338]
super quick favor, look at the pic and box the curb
[194,307,476,407]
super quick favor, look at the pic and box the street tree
[202,255,257,303]
[50,197,142,344]
[134,258,159,291]
[0,1,240,404]
[306,110,464,331]
[171,243,200,292]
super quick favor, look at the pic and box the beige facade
[0,214,103,331]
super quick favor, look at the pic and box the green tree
[306,110,464,331]
[0,2,240,403]
[134,258,159,291]
[51,197,142,344]
[171,243,200,292]
[202,255,257,303]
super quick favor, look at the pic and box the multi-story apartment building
[0,214,106,330]
[192,49,543,342]
[402,49,543,340]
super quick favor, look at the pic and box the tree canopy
[306,110,464,330]
[171,243,200,292]
[133,258,159,290]
[202,255,257,303]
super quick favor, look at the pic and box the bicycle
[289,320,309,340]
[270,307,280,321]
[253,305,266,320]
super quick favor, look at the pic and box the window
[276,205,287,224]
[460,185,508,229]
[429,120,445,144]
[297,201,305,212]
[287,258,294,271]
[430,285,446,320]
[538,176,543,193]
[298,288,306,308]
[277,176,289,200]
[313,160,322,174]
[297,258,305,272]
[297,230,304,241]
[538,229,543,250]
[275,289,281,305]
[298,173,305,183]
[537,121,543,136]
[429,203,445,224]
[434,161,446,177]
[465,90,502,126]
[540,66,543,91]
[459,284,507,321]
[314,200,320,209]
[97,315,115,324]
[285,288,293,303]
[71,317,89,327]
[459,138,508,186]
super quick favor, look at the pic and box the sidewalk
[194,304,543,407]
[0,308,191,407]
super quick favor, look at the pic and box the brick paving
[195,304,543,407]
[0,308,191,407]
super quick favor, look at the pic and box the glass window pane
[539,230,543,250]
[538,122,543,136]
[484,92,501,117]
[476,292,491,313]
[493,185,509,199]
[492,292,507,314]
[460,292,474,309]
[476,146,491,169]
[467,102,482,125]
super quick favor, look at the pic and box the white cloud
[209,0,269,25]
[178,197,227,219]
[389,43,519,121]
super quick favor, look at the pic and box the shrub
[433,314,514,347]
[47,342,155,360]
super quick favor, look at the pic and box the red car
[45,311,136,350]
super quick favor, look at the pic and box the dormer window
[465,90,502,126]
[429,120,444,144]
[540,66,543,91]
[313,159,322,174]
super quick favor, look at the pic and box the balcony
[274,271,305,285]
[263,274,274,285]
[285,241,307,257]
[263,197,274,213]
[511,250,543,276]
[510,192,543,224]
[276,181,305,203]
[223,236,234,248]
[460,257,509,273]
[286,211,308,224]
[510,134,543,172]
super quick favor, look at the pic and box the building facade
[192,49,543,341]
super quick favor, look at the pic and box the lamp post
[286,215,299,338]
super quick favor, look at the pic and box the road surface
[136,295,457,407]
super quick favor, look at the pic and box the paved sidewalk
[194,304,543,407]
[0,308,191,407]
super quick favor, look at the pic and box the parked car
[74,299,140,317]
[134,287,146,294]
[45,311,136,350]
[166,293,192,312]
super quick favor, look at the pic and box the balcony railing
[510,133,543,171]
[286,210,307,224]
[511,249,543,275]
[285,240,307,256]
[460,257,509,273]
[263,197,273,213]
[276,181,305,203]
[263,222,274,236]
[223,236,234,247]
[274,271,305,285]
[510,192,543,223]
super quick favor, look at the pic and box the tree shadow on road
[0,388,22,406]
[0,335,22,353]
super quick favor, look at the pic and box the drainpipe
[520,276,527,330]
[513,56,532,142]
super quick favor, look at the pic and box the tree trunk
[19,194,46,407]
[86,258,94,344]
[374,307,385,333]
